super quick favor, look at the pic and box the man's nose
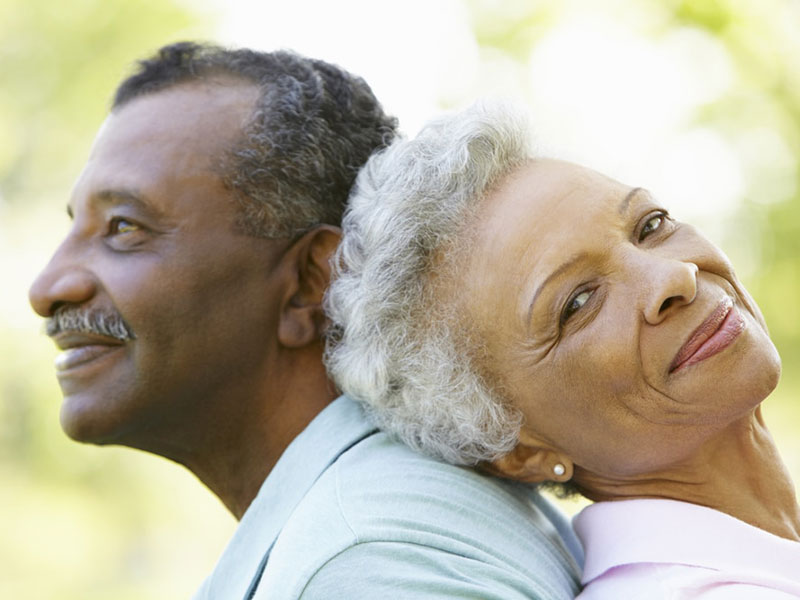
[641,258,698,325]
[28,242,97,318]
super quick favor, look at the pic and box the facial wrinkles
[636,276,759,424]
[506,258,565,368]
[627,305,698,424]
[46,305,135,342]
[623,244,706,420]
[525,250,591,332]
[534,228,673,423]
[491,165,691,413]
[514,328,558,372]
[611,247,669,416]
[526,187,629,335]
[556,296,693,430]
[641,378,698,422]
[671,225,760,333]
[635,315,698,414]
[524,238,613,363]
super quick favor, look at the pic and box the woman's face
[462,159,781,480]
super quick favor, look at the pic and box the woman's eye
[639,213,666,241]
[561,289,594,325]
[109,218,140,235]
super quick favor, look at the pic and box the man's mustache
[46,306,136,342]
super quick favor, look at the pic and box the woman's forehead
[475,159,633,260]
[462,159,640,326]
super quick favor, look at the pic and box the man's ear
[277,225,341,349]
[485,429,573,483]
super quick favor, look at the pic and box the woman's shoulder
[576,499,800,599]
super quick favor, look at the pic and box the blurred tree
[4,0,799,596]
[693,0,800,373]
[0,0,214,468]
[0,2,236,599]
[0,0,206,206]
[463,0,800,497]
[466,0,800,372]
[671,0,800,380]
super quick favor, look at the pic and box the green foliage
[0,0,209,204]
[468,1,558,60]
[672,0,733,33]
[0,1,235,599]
[4,0,799,597]
[463,0,800,513]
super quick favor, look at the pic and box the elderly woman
[325,103,800,598]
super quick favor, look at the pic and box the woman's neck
[575,407,800,541]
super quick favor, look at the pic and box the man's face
[29,81,290,451]
[462,159,781,480]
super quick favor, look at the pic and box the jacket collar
[195,395,377,600]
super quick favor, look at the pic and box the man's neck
[146,345,337,520]
[191,387,336,519]
[576,407,800,541]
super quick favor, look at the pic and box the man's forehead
[122,76,258,110]
[84,80,258,176]
[102,79,258,146]
[70,80,258,217]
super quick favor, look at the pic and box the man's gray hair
[325,102,532,465]
[113,42,398,238]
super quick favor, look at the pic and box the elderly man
[29,43,582,599]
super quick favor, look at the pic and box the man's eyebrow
[526,251,590,327]
[94,188,164,217]
[66,188,162,220]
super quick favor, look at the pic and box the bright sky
[4,5,799,594]
[8,0,796,332]
[212,0,795,227]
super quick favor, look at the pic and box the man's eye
[109,218,140,235]
[638,212,667,241]
[561,289,593,325]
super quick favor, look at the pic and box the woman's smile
[669,297,746,374]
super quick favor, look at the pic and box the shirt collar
[197,395,377,600]
[575,498,800,585]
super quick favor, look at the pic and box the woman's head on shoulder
[324,101,781,498]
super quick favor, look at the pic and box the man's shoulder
[259,431,582,599]
[331,432,564,539]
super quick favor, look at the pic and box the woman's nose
[642,259,698,325]
[28,243,97,318]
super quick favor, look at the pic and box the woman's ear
[277,225,341,349]
[486,429,573,483]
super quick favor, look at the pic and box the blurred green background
[1,0,798,597]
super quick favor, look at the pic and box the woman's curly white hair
[325,102,533,465]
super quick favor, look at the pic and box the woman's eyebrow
[618,187,653,215]
[526,251,590,326]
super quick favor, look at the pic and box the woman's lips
[669,298,745,373]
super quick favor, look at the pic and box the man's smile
[52,331,127,373]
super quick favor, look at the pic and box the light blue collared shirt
[194,396,583,599]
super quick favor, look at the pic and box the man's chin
[59,398,124,445]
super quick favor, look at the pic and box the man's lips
[51,332,126,372]
[669,297,745,373]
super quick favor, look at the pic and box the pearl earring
[553,463,566,477]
